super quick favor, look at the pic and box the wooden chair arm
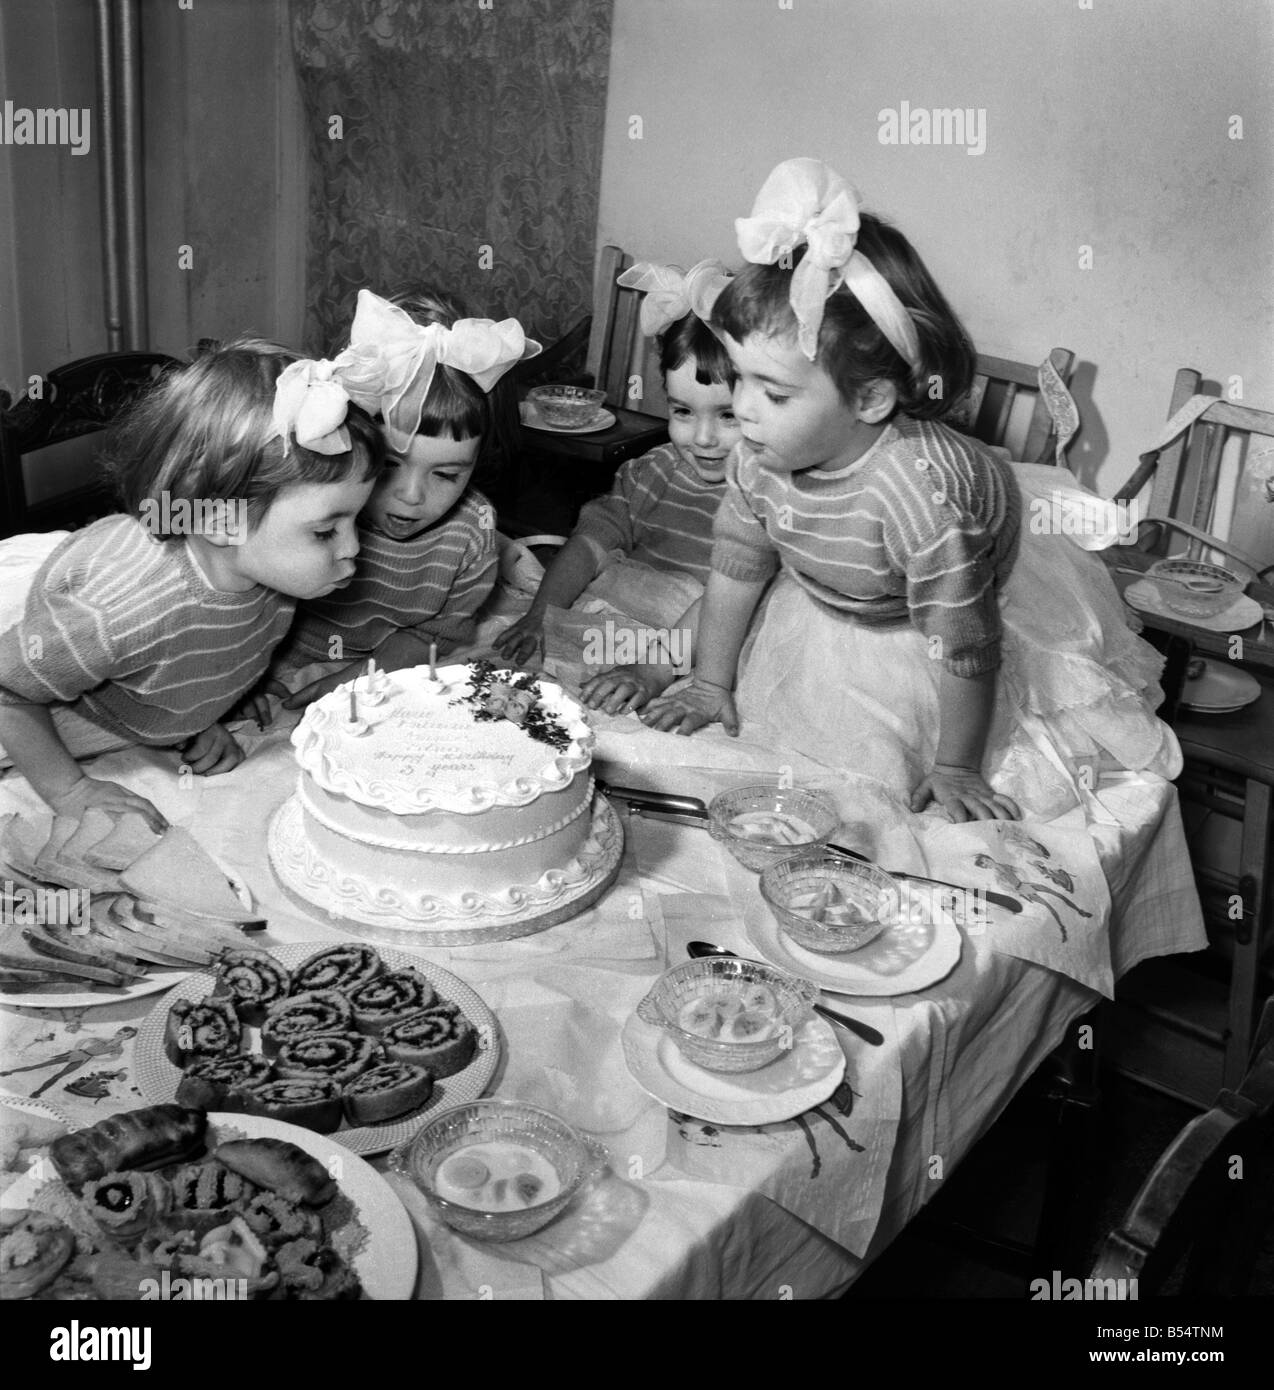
[1131,514,1266,581]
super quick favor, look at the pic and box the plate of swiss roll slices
[133,942,500,1156]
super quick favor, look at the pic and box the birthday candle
[428,642,437,681]
[349,688,357,723]
[367,657,377,681]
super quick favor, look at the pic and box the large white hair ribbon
[271,351,384,456]
[735,157,921,370]
[348,289,541,452]
[615,258,734,338]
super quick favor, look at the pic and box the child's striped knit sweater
[275,490,497,667]
[712,416,1022,676]
[0,515,295,745]
[573,444,725,584]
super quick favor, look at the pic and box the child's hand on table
[228,678,290,730]
[493,611,545,666]
[911,764,1021,822]
[580,665,667,715]
[179,723,245,776]
[49,776,168,834]
[640,678,739,737]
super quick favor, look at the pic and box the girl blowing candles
[496,259,739,691]
[641,158,1180,822]
[0,341,385,832]
[252,286,538,716]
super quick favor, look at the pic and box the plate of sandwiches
[0,1102,417,1300]
[0,809,265,1008]
[133,941,501,1156]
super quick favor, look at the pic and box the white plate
[132,942,500,1156]
[0,1090,72,1129]
[744,884,962,997]
[0,847,251,1010]
[620,1010,845,1127]
[521,404,617,435]
[0,966,189,1012]
[1124,581,1264,633]
[0,1111,418,1300]
[1179,658,1261,713]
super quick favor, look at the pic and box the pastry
[342,1061,434,1125]
[260,989,354,1055]
[81,1170,172,1242]
[237,1078,343,1134]
[168,1160,257,1235]
[274,1237,362,1300]
[382,1003,478,1078]
[175,1053,275,1111]
[346,968,436,1035]
[240,1191,322,1247]
[274,1032,384,1088]
[212,947,292,1025]
[0,1210,76,1300]
[213,1137,337,1207]
[165,996,241,1066]
[289,943,382,996]
[49,1104,207,1191]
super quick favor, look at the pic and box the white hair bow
[271,352,384,456]
[348,289,542,452]
[735,157,921,369]
[616,259,733,338]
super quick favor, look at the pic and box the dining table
[0,658,1207,1301]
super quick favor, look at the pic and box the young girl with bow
[496,259,740,691]
[253,286,540,716]
[0,340,385,834]
[639,158,1180,822]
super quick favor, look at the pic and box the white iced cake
[268,662,619,938]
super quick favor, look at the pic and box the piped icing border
[296,774,594,852]
[291,662,594,815]
[270,793,620,923]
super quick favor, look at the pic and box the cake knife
[595,780,1023,914]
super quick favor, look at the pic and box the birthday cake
[267,662,623,942]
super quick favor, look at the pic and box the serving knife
[596,779,1023,914]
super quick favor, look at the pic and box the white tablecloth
[0,704,1205,1299]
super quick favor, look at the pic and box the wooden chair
[1091,999,1274,1295]
[1104,372,1274,1105]
[953,348,1077,465]
[1,351,181,538]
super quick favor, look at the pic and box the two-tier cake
[268,662,623,943]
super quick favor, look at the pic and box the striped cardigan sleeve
[710,451,780,583]
[0,561,121,706]
[880,482,1003,676]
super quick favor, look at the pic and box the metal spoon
[686,941,885,1046]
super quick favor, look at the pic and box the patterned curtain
[290,0,614,357]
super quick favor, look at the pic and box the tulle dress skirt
[732,465,1181,818]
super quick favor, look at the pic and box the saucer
[1179,658,1261,714]
[744,883,962,997]
[620,1010,845,1126]
[1124,580,1264,633]
[521,403,617,435]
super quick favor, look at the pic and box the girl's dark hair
[656,312,735,387]
[712,214,975,420]
[107,338,385,537]
[387,285,491,443]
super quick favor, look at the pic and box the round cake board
[267,792,626,948]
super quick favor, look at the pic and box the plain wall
[596,0,1274,495]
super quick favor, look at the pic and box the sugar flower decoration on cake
[456,661,572,751]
